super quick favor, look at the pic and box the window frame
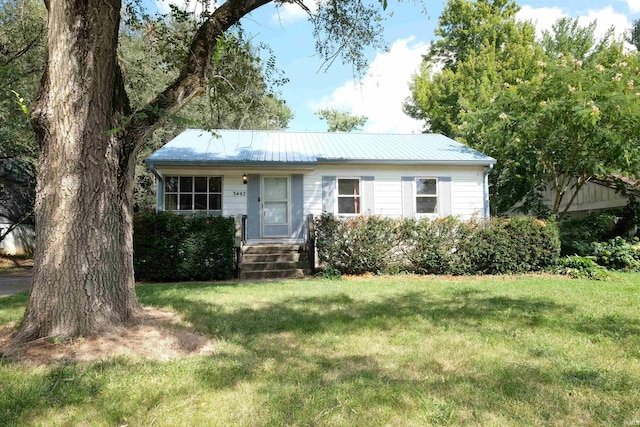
[414,177,439,216]
[336,177,362,216]
[164,176,223,213]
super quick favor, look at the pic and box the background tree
[315,107,368,132]
[404,0,540,137]
[0,0,45,243]
[462,37,640,218]
[11,0,388,343]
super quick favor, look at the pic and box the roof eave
[316,158,497,166]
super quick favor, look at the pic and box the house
[145,129,496,245]
[538,176,632,217]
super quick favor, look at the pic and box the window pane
[180,177,193,192]
[264,177,287,201]
[165,194,177,210]
[416,196,437,213]
[165,177,179,192]
[194,177,207,193]
[264,202,288,224]
[416,179,437,195]
[209,177,222,193]
[338,179,359,196]
[209,194,221,210]
[194,194,207,210]
[179,194,192,210]
[338,196,360,214]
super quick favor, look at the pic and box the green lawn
[1,274,639,426]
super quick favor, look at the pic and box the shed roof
[145,129,496,167]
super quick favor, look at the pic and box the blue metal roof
[145,129,496,167]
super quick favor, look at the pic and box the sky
[151,0,640,133]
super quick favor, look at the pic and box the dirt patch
[0,307,216,365]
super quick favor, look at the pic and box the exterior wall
[153,164,490,240]
[0,223,35,255]
[540,178,629,214]
[305,164,488,220]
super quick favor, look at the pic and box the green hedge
[315,214,560,276]
[133,211,236,282]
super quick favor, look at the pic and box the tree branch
[125,0,274,149]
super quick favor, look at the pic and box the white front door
[262,176,290,237]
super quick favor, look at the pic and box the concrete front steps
[240,243,310,280]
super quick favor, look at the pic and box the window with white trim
[337,178,361,214]
[164,176,222,212]
[415,178,438,214]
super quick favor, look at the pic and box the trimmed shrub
[316,214,560,276]
[315,213,398,274]
[133,211,235,282]
[399,216,459,274]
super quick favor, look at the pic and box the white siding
[305,164,487,220]
[154,165,489,220]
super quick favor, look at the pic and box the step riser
[243,254,301,263]
[240,269,308,280]
[242,262,309,272]
[243,245,303,255]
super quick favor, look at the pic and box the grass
[1,273,639,426]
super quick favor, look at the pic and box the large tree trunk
[10,0,279,343]
[13,0,140,342]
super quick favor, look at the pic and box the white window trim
[414,177,439,217]
[336,177,362,216]
[164,176,223,212]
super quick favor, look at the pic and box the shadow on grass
[1,281,639,425]
[137,285,576,340]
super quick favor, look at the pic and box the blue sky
[152,0,640,133]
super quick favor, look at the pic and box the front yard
[1,273,639,426]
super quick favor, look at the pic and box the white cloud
[310,37,429,134]
[516,5,565,39]
[626,0,640,14]
[270,0,319,26]
[517,5,631,42]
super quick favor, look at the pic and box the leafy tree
[463,33,640,217]
[11,0,389,343]
[0,0,45,241]
[404,0,540,136]
[316,107,368,132]
[628,19,640,51]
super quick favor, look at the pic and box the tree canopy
[405,0,640,217]
[315,107,368,132]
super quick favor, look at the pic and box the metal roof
[145,129,496,167]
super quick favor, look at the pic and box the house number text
[233,191,246,197]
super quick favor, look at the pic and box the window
[416,178,438,214]
[164,176,222,211]
[337,178,360,214]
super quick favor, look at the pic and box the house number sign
[233,191,246,197]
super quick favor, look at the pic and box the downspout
[146,161,164,213]
[483,164,493,220]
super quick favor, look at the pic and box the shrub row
[133,211,236,282]
[315,214,560,276]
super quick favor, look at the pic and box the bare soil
[0,307,216,365]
